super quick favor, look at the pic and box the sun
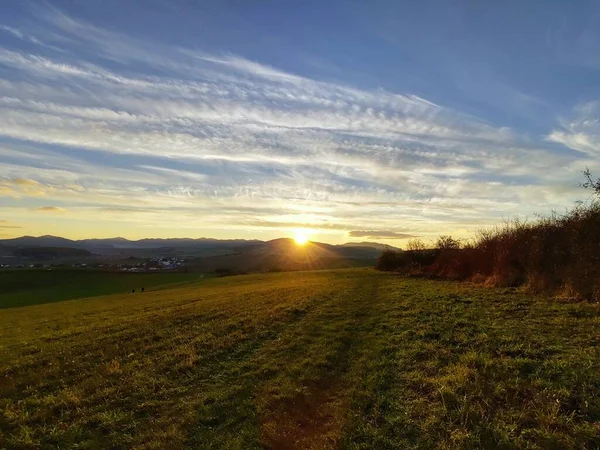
[294,230,309,245]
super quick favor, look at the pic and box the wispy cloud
[33,206,67,213]
[0,3,592,242]
[0,220,22,229]
[348,230,416,240]
[0,25,44,47]
[12,178,41,186]
[547,102,600,156]
[0,177,49,197]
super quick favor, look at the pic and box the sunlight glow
[294,230,309,245]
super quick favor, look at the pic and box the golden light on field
[293,230,309,245]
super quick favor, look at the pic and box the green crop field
[0,270,205,309]
[1,268,599,449]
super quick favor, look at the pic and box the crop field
[0,268,599,449]
[0,269,204,309]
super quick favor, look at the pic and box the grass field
[0,270,205,308]
[1,268,599,449]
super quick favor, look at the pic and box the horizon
[2,1,600,244]
[1,233,400,247]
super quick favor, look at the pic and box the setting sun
[294,230,309,245]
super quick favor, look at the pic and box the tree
[406,238,426,251]
[436,235,460,250]
[582,167,600,197]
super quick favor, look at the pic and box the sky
[1,0,599,245]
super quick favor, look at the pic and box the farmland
[0,270,204,309]
[0,268,599,449]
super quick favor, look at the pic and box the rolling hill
[0,236,389,271]
[187,238,382,272]
[0,235,262,250]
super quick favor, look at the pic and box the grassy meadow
[0,270,204,309]
[0,268,599,449]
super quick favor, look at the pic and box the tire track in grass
[184,270,386,449]
[252,272,383,449]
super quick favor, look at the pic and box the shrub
[376,250,406,271]
[376,171,600,300]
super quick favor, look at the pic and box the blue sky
[1,0,599,243]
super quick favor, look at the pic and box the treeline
[377,171,600,301]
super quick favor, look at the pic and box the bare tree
[581,167,600,196]
[436,235,460,250]
[406,238,426,251]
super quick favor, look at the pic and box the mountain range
[0,235,261,250]
[0,235,400,271]
[0,235,399,252]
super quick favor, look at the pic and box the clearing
[0,268,598,449]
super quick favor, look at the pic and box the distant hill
[0,235,262,251]
[0,235,392,252]
[13,247,92,259]
[187,238,383,273]
[77,237,131,248]
[341,242,402,252]
[0,235,390,271]
[2,235,79,248]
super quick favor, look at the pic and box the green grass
[0,268,599,449]
[0,269,205,308]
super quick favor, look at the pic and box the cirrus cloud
[33,206,67,213]
[0,3,593,242]
[348,230,417,240]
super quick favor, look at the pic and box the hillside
[12,247,91,259]
[0,235,78,248]
[341,241,402,252]
[188,238,380,272]
[1,269,598,449]
[0,235,388,255]
[0,236,385,271]
[0,235,262,251]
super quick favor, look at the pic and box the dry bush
[376,171,600,300]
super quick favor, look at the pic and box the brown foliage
[377,182,600,300]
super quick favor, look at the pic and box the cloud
[196,53,309,85]
[348,230,417,239]
[12,178,41,186]
[33,206,67,213]
[243,219,353,231]
[0,220,22,229]
[547,102,600,156]
[98,206,156,214]
[0,25,44,47]
[0,25,26,40]
[0,177,49,197]
[0,4,591,240]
